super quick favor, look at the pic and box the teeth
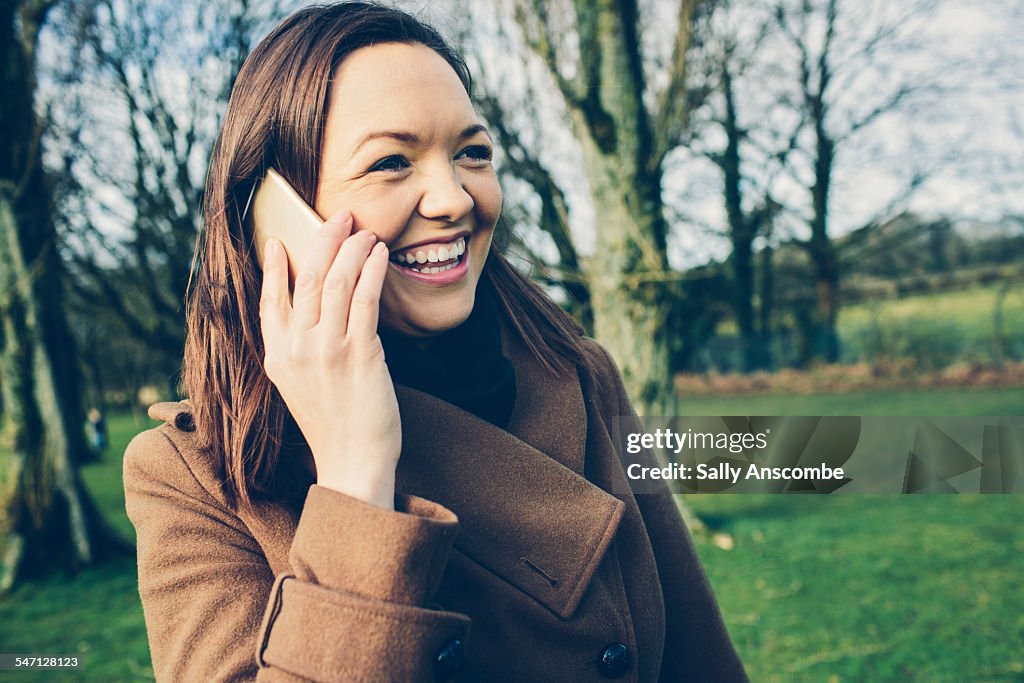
[391,237,468,266]
[408,261,458,274]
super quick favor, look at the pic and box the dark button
[598,642,630,679]
[434,638,464,681]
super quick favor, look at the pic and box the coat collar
[149,324,624,620]
[391,324,623,619]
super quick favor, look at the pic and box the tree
[464,0,703,415]
[770,0,939,363]
[45,0,283,399]
[475,91,594,330]
[682,0,792,371]
[1,0,126,594]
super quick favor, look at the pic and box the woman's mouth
[388,235,470,285]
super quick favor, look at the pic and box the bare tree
[769,0,940,363]
[681,0,794,371]
[1,0,127,594]
[456,0,704,415]
[474,89,593,329]
[44,0,283,398]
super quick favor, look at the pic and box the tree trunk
[1,0,128,594]
[719,65,759,373]
[563,1,674,415]
[515,0,702,526]
[812,247,841,362]
[582,161,673,415]
[757,235,775,370]
[806,31,840,364]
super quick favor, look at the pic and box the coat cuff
[257,574,470,682]
[289,485,459,605]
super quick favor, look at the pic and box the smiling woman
[315,42,502,337]
[121,2,747,682]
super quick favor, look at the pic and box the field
[0,387,1022,681]
[838,284,1024,367]
[714,284,1024,370]
[676,386,1024,416]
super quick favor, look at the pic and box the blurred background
[1,0,1021,680]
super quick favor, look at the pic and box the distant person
[123,3,748,681]
[87,408,107,452]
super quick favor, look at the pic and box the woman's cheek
[469,173,502,228]
[348,188,419,246]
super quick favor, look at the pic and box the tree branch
[513,0,580,107]
[653,0,700,166]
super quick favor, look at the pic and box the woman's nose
[416,166,475,223]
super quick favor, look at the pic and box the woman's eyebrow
[457,124,490,142]
[351,124,490,155]
[351,130,419,154]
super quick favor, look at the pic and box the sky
[445,0,1024,268]
[37,0,1024,270]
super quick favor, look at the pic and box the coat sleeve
[123,426,469,683]
[582,340,750,683]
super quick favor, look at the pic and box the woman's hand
[260,210,401,509]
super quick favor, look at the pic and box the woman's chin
[381,305,474,338]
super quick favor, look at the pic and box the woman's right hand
[259,210,401,510]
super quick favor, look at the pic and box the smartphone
[245,167,323,287]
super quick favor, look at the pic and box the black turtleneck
[378,279,517,429]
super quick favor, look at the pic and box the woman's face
[315,42,502,338]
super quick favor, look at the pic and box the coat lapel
[243,325,624,620]
[393,326,624,620]
[499,321,587,474]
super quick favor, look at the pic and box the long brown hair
[184,2,588,509]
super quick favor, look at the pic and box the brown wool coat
[124,334,748,682]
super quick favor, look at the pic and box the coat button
[434,638,464,681]
[598,642,630,679]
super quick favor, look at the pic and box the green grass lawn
[1,389,1022,681]
[676,385,1024,416]
[681,386,1024,682]
[838,284,1024,339]
[690,494,1024,682]
[716,283,1024,368]
[837,285,1024,366]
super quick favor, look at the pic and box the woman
[124,3,748,681]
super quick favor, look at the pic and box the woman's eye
[456,145,493,162]
[368,155,410,173]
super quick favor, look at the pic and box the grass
[690,494,1024,682]
[0,412,156,682]
[838,284,1024,337]
[1,388,1022,681]
[716,283,1024,368]
[838,284,1024,366]
[676,386,1024,416]
[681,386,1024,682]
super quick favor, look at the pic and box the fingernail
[265,239,279,259]
[373,241,387,256]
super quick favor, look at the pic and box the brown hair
[184,2,588,509]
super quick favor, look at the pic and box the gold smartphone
[245,167,323,286]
